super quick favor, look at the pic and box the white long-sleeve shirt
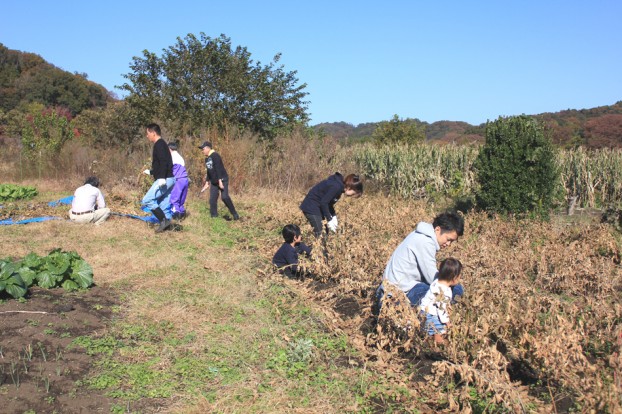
[419,280,452,324]
[71,184,106,213]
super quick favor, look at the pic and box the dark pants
[209,178,238,218]
[304,213,325,238]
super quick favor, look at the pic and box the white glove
[143,169,151,175]
[333,215,338,227]
[156,178,166,188]
[327,216,338,232]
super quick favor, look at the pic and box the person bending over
[299,173,363,238]
[376,211,464,312]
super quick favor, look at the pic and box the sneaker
[155,218,171,233]
[233,214,240,220]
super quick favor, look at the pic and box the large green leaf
[17,267,37,287]
[22,252,42,268]
[4,273,27,298]
[0,262,19,279]
[44,252,70,275]
[70,259,93,288]
[36,270,58,289]
[62,279,79,292]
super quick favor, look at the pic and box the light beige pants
[68,208,111,225]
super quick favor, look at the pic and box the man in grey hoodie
[376,212,464,311]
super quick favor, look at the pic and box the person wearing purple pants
[168,141,189,218]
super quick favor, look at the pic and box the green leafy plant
[0,183,38,201]
[0,249,93,299]
[0,260,28,299]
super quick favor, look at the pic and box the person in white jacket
[419,258,462,345]
[376,211,464,312]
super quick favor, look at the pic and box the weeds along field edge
[247,192,622,413]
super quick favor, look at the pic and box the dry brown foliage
[248,192,622,413]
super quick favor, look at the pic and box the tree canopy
[120,33,309,139]
[0,44,111,115]
[372,115,425,146]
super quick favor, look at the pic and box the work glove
[156,178,166,188]
[143,169,151,175]
[327,216,338,232]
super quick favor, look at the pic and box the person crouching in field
[272,224,312,279]
[299,173,363,238]
[420,258,462,345]
[69,176,110,225]
[168,141,189,219]
[376,211,464,313]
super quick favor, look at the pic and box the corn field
[354,144,622,208]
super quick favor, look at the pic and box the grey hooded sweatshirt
[383,222,440,292]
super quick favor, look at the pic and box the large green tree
[372,114,425,146]
[120,33,309,139]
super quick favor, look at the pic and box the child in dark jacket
[272,224,312,278]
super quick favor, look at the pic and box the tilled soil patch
[0,285,120,414]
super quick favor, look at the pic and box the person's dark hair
[282,224,301,244]
[344,174,363,196]
[84,176,100,188]
[437,258,462,282]
[168,141,178,151]
[433,211,464,236]
[146,123,161,136]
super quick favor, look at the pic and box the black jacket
[272,242,312,273]
[205,151,228,184]
[299,172,344,220]
[151,139,174,179]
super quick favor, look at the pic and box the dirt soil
[0,285,119,414]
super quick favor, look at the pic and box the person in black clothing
[272,224,312,279]
[198,141,240,220]
[141,123,176,233]
[300,173,363,238]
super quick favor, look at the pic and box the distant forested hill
[313,101,622,148]
[0,44,113,116]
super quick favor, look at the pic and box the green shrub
[0,183,38,201]
[473,115,560,219]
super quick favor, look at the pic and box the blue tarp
[47,195,74,207]
[0,195,160,225]
[0,216,63,225]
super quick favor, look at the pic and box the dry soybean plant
[250,191,622,412]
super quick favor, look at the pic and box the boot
[152,208,170,233]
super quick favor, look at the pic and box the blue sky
[2,1,621,126]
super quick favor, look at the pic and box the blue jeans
[375,282,464,313]
[141,177,176,219]
[422,312,446,335]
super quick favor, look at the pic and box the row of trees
[0,44,111,116]
[0,36,598,220]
